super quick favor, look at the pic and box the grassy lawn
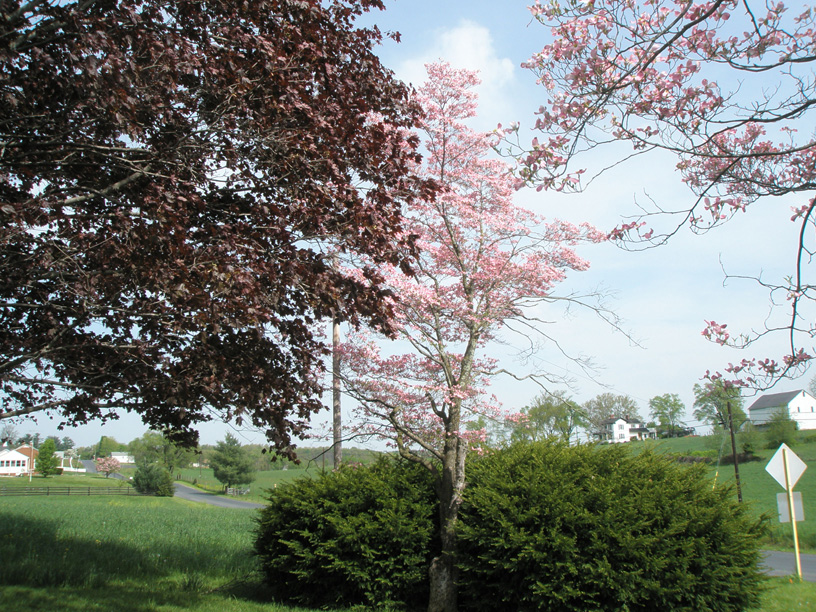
[0,493,359,611]
[0,472,132,489]
[1,491,813,611]
[0,470,816,612]
[0,580,811,612]
[639,433,816,552]
[759,578,816,612]
[175,466,317,503]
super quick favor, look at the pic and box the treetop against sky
[6,0,809,447]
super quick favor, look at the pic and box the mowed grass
[0,495,257,588]
[640,434,816,551]
[760,578,816,612]
[0,472,132,488]
[0,492,355,611]
[175,466,317,503]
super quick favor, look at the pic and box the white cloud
[395,20,518,129]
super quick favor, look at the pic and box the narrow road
[761,550,816,582]
[173,482,264,509]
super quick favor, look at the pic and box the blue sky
[16,1,805,447]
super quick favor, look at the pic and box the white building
[747,390,816,430]
[55,450,85,473]
[0,447,33,477]
[596,418,657,444]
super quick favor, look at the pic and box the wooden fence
[0,486,144,497]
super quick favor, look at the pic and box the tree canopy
[648,393,686,435]
[341,62,605,612]
[210,433,255,489]
[128,430,194,472]
[35,437,59,477]
[511,391,585,443]
[0,0,432,454]
[693,381,745,429]
[511,0,816,389]
[582,393,641,436]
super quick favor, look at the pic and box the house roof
[14,445,38,458]
[0,448,30,460]
[600,417,642,425]
[747,390,805,412]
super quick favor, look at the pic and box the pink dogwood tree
[508,0,816,389]
[340,62,608,612]
[95,456,121,479]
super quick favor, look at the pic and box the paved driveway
[762,550,816,581]
[173,482,264,509]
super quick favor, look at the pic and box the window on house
[618,424,624,430]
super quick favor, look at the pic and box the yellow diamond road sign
[765,443,807,489]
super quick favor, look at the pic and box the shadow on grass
[0,583,319,612]
[0,585,208,612]
[0,512,252,589]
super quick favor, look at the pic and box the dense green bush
[738,422,762,455]
[671,449,717,464]
[132,463,175,496]
[765,409,798,449]
[254,458,438,610]
[457,441,767,612]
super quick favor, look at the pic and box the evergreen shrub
[457,441,767,612]
[133,463,175,496]
[765,410,798,449]
[254,458,438,610]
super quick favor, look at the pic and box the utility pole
[726,401,743,503]
[332,316,342,469]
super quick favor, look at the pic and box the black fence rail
[0,486,144,497]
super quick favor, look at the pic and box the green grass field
[175,466,318,503]
[3,438,816,610]
[0,473,133,489]
[0,489,813,611]
[639,433,816,551]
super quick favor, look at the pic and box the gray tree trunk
[332,318,342,469]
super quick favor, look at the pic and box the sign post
[765,443,807,579]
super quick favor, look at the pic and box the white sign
[765,443,807,489]
[777,492,805,523]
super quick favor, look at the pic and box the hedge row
[255,442,767,611]
[255,458,438,610]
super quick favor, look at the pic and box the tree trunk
[428,437,466,612]
[428,515,459,612]
[332,317,342,469]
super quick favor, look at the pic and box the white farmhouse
[747,390,816,430]
[0,447,33,477]
[596,418,657,444]
[110,452,135,464]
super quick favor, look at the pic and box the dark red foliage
[0,0,433,454]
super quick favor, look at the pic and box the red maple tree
[0,0,434,454]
